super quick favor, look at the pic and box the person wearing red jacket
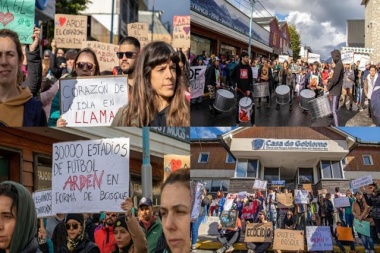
[94,212,117,253]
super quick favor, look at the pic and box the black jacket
[21,46,42,98]
[364,192,380,219]
[56,236,100,253]
[205,65,218,86]
[327,50,344,96]
[230,62,253,93]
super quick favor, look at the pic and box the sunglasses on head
[65,223,80,230]
[116,51,137,59]
[106,213,117,217]
[76,62,95,70]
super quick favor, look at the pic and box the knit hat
[114,215,129,232]
[65,213,84,225]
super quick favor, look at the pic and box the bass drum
[238,97,253,122]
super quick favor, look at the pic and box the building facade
[361,0,380,63]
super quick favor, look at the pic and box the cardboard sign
[245,222,273,243]
[341,51,354,64]
[60,76,128,126]
[279,55,289,63]
[303,184,312,192]
[251,67,258,79]
[295,190,309,204]
[253,179,267,190]
[32,189,53,218]
[273,229,304,251]
[190,66,206,99]
[164,154,190,180]
[55,14,87,49]
[277,193,293,208]
[354,218,370,237]
[336,227,354,242]
[333,196,350,208]
[306,226,333,251]
[220,210,238,229]
[82,41,119,72]
[318,189,328,195]
[351,175,373,189]
[172,16,190,49]
[52,138,130,213]
[127,22,149,48]
[0,0,35,44]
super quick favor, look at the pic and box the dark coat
[56,236,99,253]
[327,50,344,96]
[21,46,42,98]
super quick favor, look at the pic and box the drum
[275,85,290,105]
[299,89,315,110]
[308,95,332,119]
[253,82,269,98]
[238,97,253,122]
[213,89,234,112]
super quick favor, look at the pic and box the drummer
[257,58,273,108]
[230,51,255,126]
[306,61,323,98]
[277,60,293,111]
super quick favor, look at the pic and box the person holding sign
[344,189,356,238]
[246,210,272,253]
[334,221,356,253]
[216,207,242,253]
[281,210,297,230]
[112,41,190,127]
[363,182,380,241]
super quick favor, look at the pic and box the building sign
[150,127,190,143]
[271,180,285,187]
[37,166,52,190]
[252,139,328,151]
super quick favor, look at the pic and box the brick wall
[365,0,380,63]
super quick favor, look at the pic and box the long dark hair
[72,47,101,77]
[52,222,68,252]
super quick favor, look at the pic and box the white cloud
[215,127,234,133]
[190,127,218,139]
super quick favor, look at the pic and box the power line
[257,0,274,17]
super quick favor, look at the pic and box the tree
[288,24,301,60]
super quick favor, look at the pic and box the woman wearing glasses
[246,210,272,253]
[281,210,297,230]
[112,41,190,127]
[48,48,100,127]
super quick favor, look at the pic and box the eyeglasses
[116,51,138,59]
[76,62,95,70]
[106,213,117,217]
[65,223,80,230]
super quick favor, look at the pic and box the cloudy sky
[229,0,365,60]
[151,0,189,27]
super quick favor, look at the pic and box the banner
[354,218,370,237]
[341,51,354,64]
[351,175,373,189]
[0,0,35,44]
[190,181,204,221]
[251,67,258,79]
[52,138,130,213]
[82,41,119,72]
[220,210,238,229]
[253,179,267,190]
[172,16,190,49]
[295,190,309,204]
[273,229,304,251]
[163,154,190,180]
[223,193,237,211]
[333,196,350,208]
[245,222,273,243]
[336,227,354,241]
[60,76,128,126]
[32,189,53,218]
[190,66,206,99]
[127,22,149,48]
[55,14,87,49]
[277,193,293,208]
[241,202,255,220]
[306,226,333,251]
[279,55,289,63]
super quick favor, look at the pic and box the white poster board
[253,179,267,190]
[252,67,258,79]
[295,190,309,204]
[60,76,128,126]
[357,55,371,71]
[190,66,206,99]
[351,175,373,189]
[32,190,53,218]
[333,196,351,208]
[306,226,333,251]
[52,138,130,213]
[279,55,289,63]
[308,53,321,64]
[341,51,354,64]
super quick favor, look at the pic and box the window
[198,153,209,163]
[298,168,314,184]
[235,159,259,178]
[225,154,235,163]
[0,156,9,183]
[264,167,279,182]
[34,155,52,190]
[363,155,373,165]
[320,160,344,179]
[342,157,347,165]
[203,180,230,193]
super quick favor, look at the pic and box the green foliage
[289,24,301,59]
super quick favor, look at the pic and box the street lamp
[248,0,256,59]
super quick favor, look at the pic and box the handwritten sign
[223,193,237,211]
[220,210,238,229]
[273,229,304,251]
[32,189,53,218]
[279,55,289,63]
[351,175,373,189]
[354,218,370,237]
[306,226,333,251]
[172,16,190,49]
[82,41,119,72]
[190,66,206,99]
[277,193,293,208]
[342,51,354,64]
[295,190,309,204]
[55,14,87,49]
[333,196,350,208]
[60,76,128,126]
[303,184,312,192]
[0,0,35,44]
[164,154,190,180]
[253,179,267,190]
[127,22,149,48]
[337,227,354,241]
[245,222,273,243]
[251,67,258,79]
[52,138,130,213]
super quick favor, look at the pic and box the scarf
[0,86,32,126]
[67,223,86,252]
[283,216,295,227]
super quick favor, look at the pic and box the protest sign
[279,55,289,63]
[60,76,128,126]
[251,67,258,79]
[52,138,130,213]
[277,193,293,208]
[190,66,206,99]
[341,51,354,64]
[0,0,35,44]
[190,181,204,221]
[295,190,309,204]
[307,53,321,63]
[306,226,333,251]
[32,189,53,218]
[318,189,328,195]
[351,175,373,189]
[172,16,190,49]
[82,41,119,72]
[220,210,238,229]
[223,193,237,211]
[164,154,190,180]
[273,229,304,251]
[245,222,273,243]
[354,218,370,237]
[127,22,149,48]
[333,196,350,208]
[55,14,87,49]
[241,202,255,220]
[357,55,370,71]
[303,184,312,192]
[253,179,267,190]
[336,227,354,241]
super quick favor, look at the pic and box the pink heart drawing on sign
[0,12,14,27]
[183,26,190,35]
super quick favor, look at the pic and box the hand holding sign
[121,197,133,217]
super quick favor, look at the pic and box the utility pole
[151,0,155,42]
[248,0,256,59]
[141,127,152,200]
[110,0,115,43]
